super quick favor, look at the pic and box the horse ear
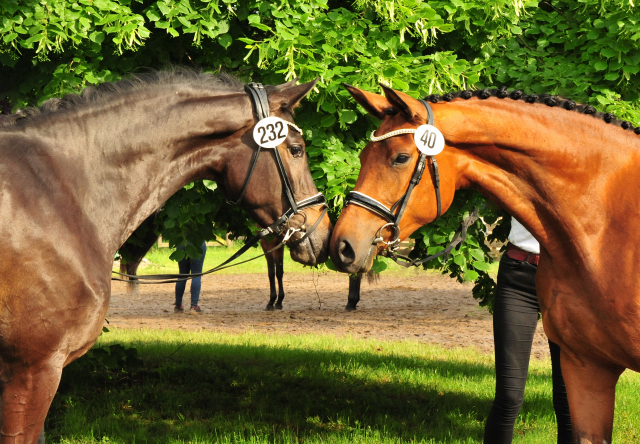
[379,84,414,120]
[343,84,391,120]
[270,78,319,111]
[273,77,300,91]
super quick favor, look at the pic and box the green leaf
[339,109,357,125]
[472,260,491,271]
[383,66,397,78]
[370,257,388,273]
[203,180,217,191]
[3,33,18,43]
[218,33,232,49]
[601,47,616,58]
[594,61,608,71]
[169,249,185,262]
[89,31,105,43]
[321,114,336,127]
[604,72,620,81]
[465,269,479,281]
[453,254,466,268]
[146,9,161,21]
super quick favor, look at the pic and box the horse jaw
[288,226,331,266]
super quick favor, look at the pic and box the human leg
[188,241,206,308]
[174,248,190,309]
[484,254,539,444]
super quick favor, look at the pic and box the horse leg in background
[261,237,283,311]
[117,212,160,294]
[345,272,362,311]
[273,243,286,309]
[561,351,623,444]
[119,259,142,294]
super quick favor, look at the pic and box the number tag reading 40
[413,124,445,156]
[252,116,289,148]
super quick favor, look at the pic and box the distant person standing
[484,217,572,443]
[174,241,207,314]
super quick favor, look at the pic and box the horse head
[330,84,457,273]
[222,78,331,265]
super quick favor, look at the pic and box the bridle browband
[112,82,327,284]
[345,100,441,249]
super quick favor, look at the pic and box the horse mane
[424,87,640,135]
[1,69,267,127]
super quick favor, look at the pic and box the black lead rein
[112,83,328,284]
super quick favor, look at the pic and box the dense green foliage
[49,329,640,443]
[3,0,640,307]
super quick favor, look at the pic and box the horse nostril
[338,239,356,265]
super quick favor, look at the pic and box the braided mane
[424,87,640,135]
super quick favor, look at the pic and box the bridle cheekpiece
[345,100,441,252]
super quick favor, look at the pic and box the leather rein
[112,83,328,284]
[344,100,479,268]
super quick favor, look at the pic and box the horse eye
[394,154,410,165]
[290,145,304,158]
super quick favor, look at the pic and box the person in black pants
[484,219,572,443]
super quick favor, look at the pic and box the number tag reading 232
[413,124,445,156]
[252,116,289,148]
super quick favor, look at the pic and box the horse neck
[29,86,253,257]
[436,98,640,268]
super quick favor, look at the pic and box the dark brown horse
[0,71,331,443]
[331,85,640,444]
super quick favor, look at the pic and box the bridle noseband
[345,100,441,251]
[229,82,328,241]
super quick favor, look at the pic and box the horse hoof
[265,305,275,311]
[275,304,283,310]
[345,305,357,312]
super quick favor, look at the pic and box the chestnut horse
[0,71,331,443]
[331,84,640,443]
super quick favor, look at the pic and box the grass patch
[48,330,640,443]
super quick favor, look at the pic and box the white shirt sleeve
[508,217,540,254]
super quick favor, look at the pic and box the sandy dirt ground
[108,270,552,360]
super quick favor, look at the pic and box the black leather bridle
[112,82,328,283]
[345,100,441,250]
[229,82,328,236]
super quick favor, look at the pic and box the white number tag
[252,116,289,148]
[413,124,445,156]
